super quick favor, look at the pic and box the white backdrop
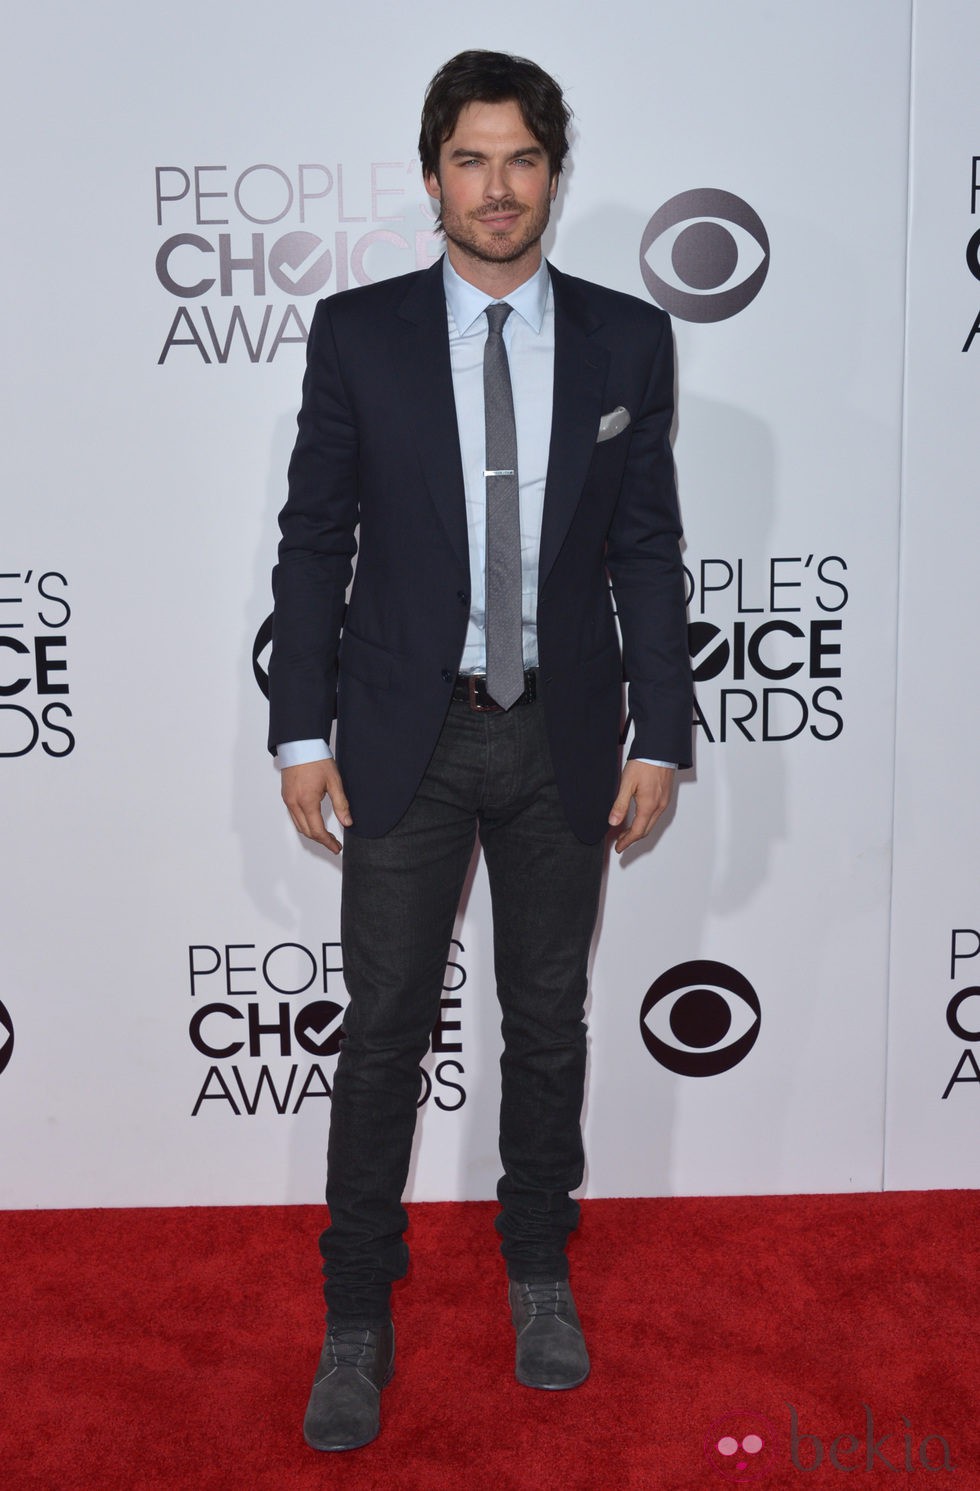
[886,0,980,1188]
[1,0,972,1208]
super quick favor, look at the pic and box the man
[268,50,692,1452]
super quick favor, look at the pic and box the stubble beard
[440,199,551,268]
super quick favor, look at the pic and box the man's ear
[424,171,441,201]
[549,174,559,202]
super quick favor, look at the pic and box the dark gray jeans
[322,693,604,1324]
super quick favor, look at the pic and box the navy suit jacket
[268,257,692,841]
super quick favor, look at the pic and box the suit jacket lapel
[396,259,469,573]
[392,259,610,587]
[539,265,610,588]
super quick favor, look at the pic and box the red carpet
[2,1195,976,1490]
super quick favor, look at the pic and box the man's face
[424,99,557,272]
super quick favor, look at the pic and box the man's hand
[608,761,674,854]
[281,758,353,855]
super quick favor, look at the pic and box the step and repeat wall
[885,4,980,1188]
[2,1,976,1207]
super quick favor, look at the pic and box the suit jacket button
[457,590,468,605]
[441,669,453,683]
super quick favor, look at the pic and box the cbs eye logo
[0,1000,14,1077]
[640,960,760,1076]
[640,189,770,323]
[253,613,273,698]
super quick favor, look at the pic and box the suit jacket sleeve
[267,299,358,755]
[604,312,693,768]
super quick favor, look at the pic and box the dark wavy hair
[419,50,572,183]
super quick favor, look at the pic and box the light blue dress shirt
[276,257,674,772]
[445,256,552,674]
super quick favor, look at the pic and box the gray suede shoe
[303,1320,395,1451]
[509,1280,590,1390]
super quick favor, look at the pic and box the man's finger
[286,796,341,854]
[323,765,353,829]
[607,782,633,828]
[281,761,347,854]
[614,801,661,853]
[611,762,674,853]
[302,802,342,854]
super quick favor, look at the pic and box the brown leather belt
[452,669,537,713]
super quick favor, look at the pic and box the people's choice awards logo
[187,940,468,1116]
[640,960,761,1076]
[0,569,74,759]
[154,161,441,365]
[962,156,980,351]
[942,929,980,1098]
[685,554,847,746]
[640,190,769,322]
[0,1000,14,1076]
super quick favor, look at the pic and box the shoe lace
[518,1282,571,1320]
[326,1326,376,1368]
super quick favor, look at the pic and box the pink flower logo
[704,1409,778,1482]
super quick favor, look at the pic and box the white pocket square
[596,406,631,443]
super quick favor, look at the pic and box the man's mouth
[476,207,524,228]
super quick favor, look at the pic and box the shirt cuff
[635,758,676,769]
[276,738,332,768]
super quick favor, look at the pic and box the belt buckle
[467,676,501,713]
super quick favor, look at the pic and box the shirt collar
[442,254,550,336]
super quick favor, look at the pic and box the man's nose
[485,164,509,199]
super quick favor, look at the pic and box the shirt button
[441,669,453,683]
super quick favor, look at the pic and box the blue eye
[640,189,770,322]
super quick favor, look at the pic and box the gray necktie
[483,302,525,710]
